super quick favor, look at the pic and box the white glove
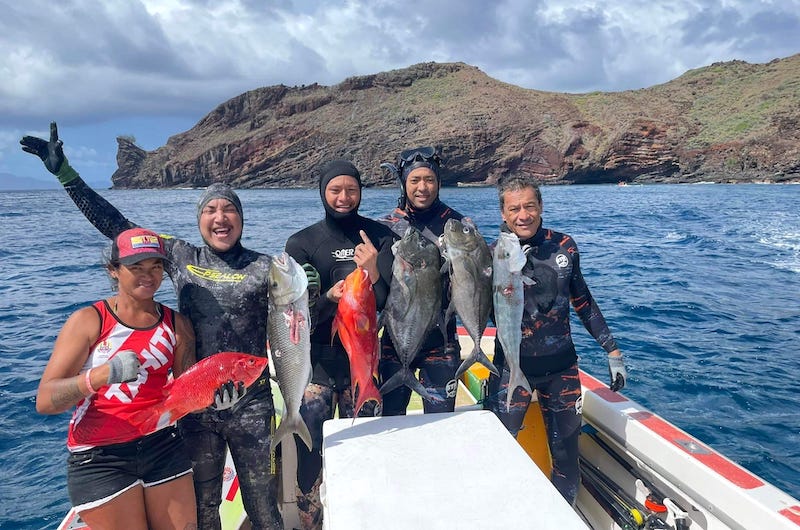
[213,380,247,411]
[608,354,627,392]
[107,350,140,384]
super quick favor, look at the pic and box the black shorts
[67,427,193,511]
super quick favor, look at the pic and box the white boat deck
[321,410,589,530]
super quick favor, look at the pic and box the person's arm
[371,231,397,311]
[36,306,141,414]
[172,311,196,378]
[20,122,135,239]
[568,246,627,391]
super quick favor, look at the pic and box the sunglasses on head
[399,146,438,165]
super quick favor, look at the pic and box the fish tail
[270,412,313,455]
[455,345,499,381]
[353,380,383,418]
[378,369,409,396]
[505,367,532,412]
[379,368,443,404]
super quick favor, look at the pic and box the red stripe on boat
[226,476,240,502]
[630,411,764,489]
[579,370,628,403]
[779,506,800,525]
[457,326,495,337]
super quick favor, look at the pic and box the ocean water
[1,183,798,529]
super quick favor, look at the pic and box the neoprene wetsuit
[378,199,464,414]
[57,177,282,529]
[285,208,395,530]
[485,223,618,505]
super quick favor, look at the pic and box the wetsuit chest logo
[555,254,569,268]
[186,264,247,283]
[332,248,355,261]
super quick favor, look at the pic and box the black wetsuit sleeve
[569,249,619,353]
[63,176,136,239]
[285,231,337,330]
[372,231,396,311]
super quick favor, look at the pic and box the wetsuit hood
[319,159,362,221]
[197,183,244,249]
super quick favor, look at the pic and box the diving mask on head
[394,146,442,210]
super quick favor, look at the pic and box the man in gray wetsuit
[21,123,284,530]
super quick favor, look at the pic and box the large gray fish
[493,231,532,411]
[440,218,499,380]
[268,252,313,454]
[380,227,444,403]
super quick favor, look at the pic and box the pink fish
[333,267,382,418]
[132,352,268,434]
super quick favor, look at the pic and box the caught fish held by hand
[268,252,313,454]
[440,218,498,380]
[380,227,444,403]
[131,352,268,434]
[493,231,532,410]
[333,267,382,418]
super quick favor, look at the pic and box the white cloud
[1,0,798,181]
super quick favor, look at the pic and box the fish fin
[505,368,532,412]
[521,276,535,286]
[353,379,383,419]
[270,412,313,454]
[331,315,340,345]
[455,345,499,381]
[356,312,370,333]
[380,368,443,405]
[129,405,171,436]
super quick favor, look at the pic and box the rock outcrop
[111,57,800,188]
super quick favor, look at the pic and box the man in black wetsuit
[21,123,284,529]
[484,174,628,505]
[378,146,464,414]
[284,159,395,530]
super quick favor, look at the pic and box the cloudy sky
[2,0,798,186]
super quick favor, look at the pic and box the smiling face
[501,186,543,240]
[110,258,165,300]
[405,167,438,210]
[324,175,361,214]
[198,198,243,252]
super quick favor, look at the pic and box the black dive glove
[20,121,79,185]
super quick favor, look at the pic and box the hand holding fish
[326,280,345,302]
[353,230,379,284]
[212,380,246,410]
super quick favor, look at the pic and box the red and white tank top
[67,300,177,452]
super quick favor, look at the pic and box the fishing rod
[580,458,647,529]
[583,425,691,530]
[580,463,642,530]
[580,457,672,529]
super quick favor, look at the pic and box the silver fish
[268,252,313,454]
[493,231,532,411]
[441,218,499,380]
[380,227,444,403]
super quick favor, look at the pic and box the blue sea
[1,183,798,529]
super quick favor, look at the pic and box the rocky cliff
[111,56,800,188]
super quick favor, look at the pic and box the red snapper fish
[333,267,382,418]
[132,352,268,434]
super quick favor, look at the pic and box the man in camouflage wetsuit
[378,146,464,414]
[485,174,628,505]
[21,123,284,529]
